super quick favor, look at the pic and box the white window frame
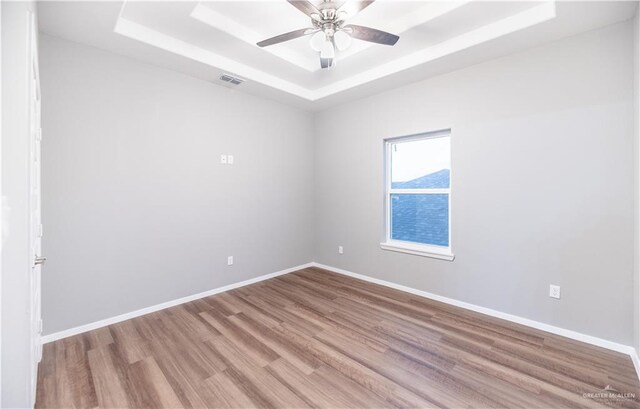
[381,129,454,261]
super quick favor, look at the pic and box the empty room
[3,0,640,408]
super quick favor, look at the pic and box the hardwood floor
[36,267,640,408]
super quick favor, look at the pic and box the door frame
[0,0,4,405]
[27,8,42,406]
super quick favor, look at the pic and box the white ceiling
[38,1,637,111]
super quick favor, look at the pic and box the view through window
[385,131,451,255]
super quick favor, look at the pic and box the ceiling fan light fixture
[256,0,399,70]
[309,31,326,51]
[334,30,352,51]
[320,39,335,59]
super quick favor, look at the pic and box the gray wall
[314,21,635,345]
[40,35,315,335]
[2,1,38,407]
[41,20,637,347]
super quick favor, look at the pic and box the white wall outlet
[220,155,227,164]
[549,285,561,299]
[228,155,234,164]
[338,246,343,254]
[227,256,233,266]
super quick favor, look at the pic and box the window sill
[380,242,455,261]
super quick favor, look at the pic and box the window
[381,130,454,260]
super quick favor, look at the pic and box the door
[27,9,43,404]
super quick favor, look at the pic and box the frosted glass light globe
[309,31,327,52]
[334,30,352,51]
[320,40,335,58]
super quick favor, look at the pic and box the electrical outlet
[338,246,343,254]
[227,256,233,266]
[228,155,234,164]
[220,155,227,164]
[549,285,561,299]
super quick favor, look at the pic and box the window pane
[391,136,450,189]
[391,193,449,247]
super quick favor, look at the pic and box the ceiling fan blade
[344,24,399,46]
[257,28,315,47]
[337,1,375,18]
[287,0,321,18]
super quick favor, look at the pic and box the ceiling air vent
[219,73,244,86]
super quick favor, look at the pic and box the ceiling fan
[257,0,399,69]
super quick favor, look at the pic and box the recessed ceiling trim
[190,1,471,73]
[113,1,556,102]
[332,0,471,63]
[190,3,319,73]
[312,1,557,100]
[113,16,315,100]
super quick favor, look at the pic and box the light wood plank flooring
[36,267,640,408]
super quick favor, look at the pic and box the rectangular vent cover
[219,73,244,86]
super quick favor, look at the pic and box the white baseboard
[41,262,314,344]
[311,262,638,358]
[630,349,640,380]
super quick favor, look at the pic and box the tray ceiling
[38,1,637,110]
